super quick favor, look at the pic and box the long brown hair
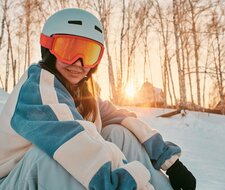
[40,47,98,122]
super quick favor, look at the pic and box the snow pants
[0,124,173,190]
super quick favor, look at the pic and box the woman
[0,8,196,190]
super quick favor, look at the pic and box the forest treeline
[0,0,225,111]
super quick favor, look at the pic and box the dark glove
[166,159,196,190]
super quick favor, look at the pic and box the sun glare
[125,84,135,98]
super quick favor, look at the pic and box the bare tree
[5,20,10,91]
[208,7,225,113]
[173,0,186,107]
[183,31,195,107]
[0,0,7,48]
[16,18,23,82]
[125,1,148,85]
[6,17,16,87]
[89,0,117,102]
[202,38,210,108]
[117,0,126,103]
[0,0,8,88]
[25,0,31,68]
[153,0,179,107]
[188,0,201,107]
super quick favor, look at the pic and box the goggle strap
[40,33,53,49]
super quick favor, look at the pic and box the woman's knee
[101,124,141,152]
[21,147,50,167]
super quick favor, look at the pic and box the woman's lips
[66,69,83,75]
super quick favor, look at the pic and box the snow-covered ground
[0,89,224,190]
[130,107,225,190]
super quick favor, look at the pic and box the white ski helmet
[41,8,104,45]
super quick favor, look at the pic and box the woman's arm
[99,98,137,127]
[99,98,181,171]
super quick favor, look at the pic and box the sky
[0,89,224,189]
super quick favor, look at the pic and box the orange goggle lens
[40,34,104,68]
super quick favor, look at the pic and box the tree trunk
[173,0,186,107]
[0,0,7,48]
[119,0,125,86]
[25,0,31,67]
[188,0,201,107]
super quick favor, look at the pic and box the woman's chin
[67,78,82,86]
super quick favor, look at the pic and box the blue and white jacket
[0,64,181,189]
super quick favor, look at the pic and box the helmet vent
[95,25,102,33]
[68,20,82,25]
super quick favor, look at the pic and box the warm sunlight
[125,84,135,98]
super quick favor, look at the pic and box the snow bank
[130,107,225,190]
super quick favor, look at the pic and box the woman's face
[55,59,91,85]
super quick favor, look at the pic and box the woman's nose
[73,58,84,67]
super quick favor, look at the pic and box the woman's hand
[166,159,196,190]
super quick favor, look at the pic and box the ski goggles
[40,34,104,68]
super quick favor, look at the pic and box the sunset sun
[125,84,135,98]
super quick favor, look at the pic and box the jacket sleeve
[99,98,137,127]
[121,117,181,170]
[11,65,153,190]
